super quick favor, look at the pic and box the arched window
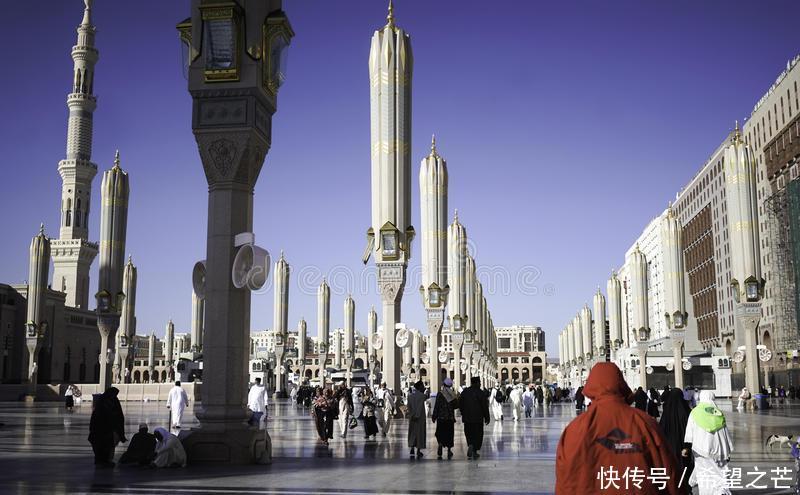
[501,368,509,383]
[143,370,150,382]
[354,358,364,369]
[134,370,141,383]
[75,199,82,228]
[511,368,520,381]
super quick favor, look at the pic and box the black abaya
[658,388,694,493]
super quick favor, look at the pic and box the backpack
[495,390,504,403]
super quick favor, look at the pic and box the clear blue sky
[1,1,798,356]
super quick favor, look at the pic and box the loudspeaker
[371,333,383,350]
[232,244,270,290]
[192,261,206,298]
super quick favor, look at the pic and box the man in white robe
[247,377,267,428]
[376,383,395,436]
[167,381,190,429]
[489,385,504,421]
[522,385,534,418]
[510,385,524,421]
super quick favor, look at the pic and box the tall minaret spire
[51,0,101,309]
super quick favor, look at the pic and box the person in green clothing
[683,390,733,495]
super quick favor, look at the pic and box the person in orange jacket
[556,363,680,494]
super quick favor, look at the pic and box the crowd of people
[556,363,733,495]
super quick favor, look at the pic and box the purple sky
[1,1,798,355]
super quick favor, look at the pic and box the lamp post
[177,0,293,464]
[725,122,764,394]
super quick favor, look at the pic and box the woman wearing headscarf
[647,388,661,419]
[87,387,127,466]
[737,387,751,410]
[152,427,187,467]
[633,387,648,411]
[312,388,335,445]
[407,380,427,458]
[432,377,458,459]
[659,389,694,494]
[684,390,733,495]
[574,386,584,413]
[360,387,379,439]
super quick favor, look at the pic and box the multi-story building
[495,325,547,384]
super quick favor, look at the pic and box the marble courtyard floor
[0,398,798,494]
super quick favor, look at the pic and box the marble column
[297,317,307,383]
[318,278,330,388]
[344,294,355,386]
[630,244,650,389]
[607,271,623,363]
[662,205,688,388]
[25,225,50,398]
[165,319,175,381]
[114,256,136,383]
[147,332,155,383]
[447,212,467,390]
[273,253,290,397]
[725,123,763,393]
[367,306,377,386]
[581,303,593,365]
[97,152,129,392]
[419,136,448,394]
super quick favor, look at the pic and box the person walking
[407,381,427,458]
[534,385,544,407]
[88,387,127,467]
[376,382,395,437]
[737,387,751,410]
[510,385,524,421]
[335,383,353,439]
[489,384,504,421]
[360,387,379,439]
[65,384,75,411]
[167,381,190,429]
[522,385,534,418]
[633,386,648,411]
[684,391,733,495]
[312,388,335,445]
[647,387,661,419]
[460,377,490,460]
[659,388,694,494]
[574,386,585,413]
[247,377,267,428]
[432,377,458,459]
[555,363,679,494]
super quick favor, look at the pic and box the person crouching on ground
[152,427,187,467]
[119,423,156,465]
[555,363,679,494]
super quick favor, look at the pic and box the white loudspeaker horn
[372,333,383,350]
[232,244,270,290]
[192,260,206,298]
[395,328,410,348]
[420,352,430,365]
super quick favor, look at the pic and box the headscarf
[685,390,733,462]
[443,377,453,387]
[154,427,171,450]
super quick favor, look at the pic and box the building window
[499,337,511,349]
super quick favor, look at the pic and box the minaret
[25,225,51,391]
[147,331,156,383]
[630,244,650,388]
[272,252,290,396]
[317,278,330,386]
[366,0,415,393]
[165,319,175,379]
[51,0,100,310]
[725,121,764,393]
[661,204,688,388]
[344,294,355,386]
[419,135,448,393]
[447,211,467,389]
[297,317,307,382]
[593,287,607,363]
[96,151,130,390]
[114,255,136,383]
[367,306,378,385]
[607,271,623,359]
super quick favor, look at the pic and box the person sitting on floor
[152,427,187,468]
[119,423,156,465]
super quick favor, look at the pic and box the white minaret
[630,244,650,388]
[273,252,290,396]
[581,303,592,362]
[593,287,606,363]
[661,204,688,388]
[607,271,623,359]
[447,211,467,389]
[114,255,136,383]
[367,306,377,385]
[344,294,355,386]
[317,278,330,386]
[297,317,307,382]
[725,122,763,393]
[366,0,415,392]
[165,319,175,379]
[419,135,448,393]
[51,0,100,310]
[96,151,130,390]
[147,331,156,383]
[25,225,51,392]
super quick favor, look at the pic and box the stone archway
[501,368,509,383]
[305,369,313,379]
[143,370,150,382]
[354,358,364,369]
[512,368,520,382]
[133,370,141,383]
[522,368,530,383]
[725,339,732,357]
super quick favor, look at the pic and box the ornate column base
[181,423,272,465]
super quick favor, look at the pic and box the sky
[1,0,799,356]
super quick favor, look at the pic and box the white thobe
[247,384,266,414]
[153,431,187,468]
[167,386,189,427]
[376,389,394,435]
[489,388,504,421]
[510,389,523,421]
